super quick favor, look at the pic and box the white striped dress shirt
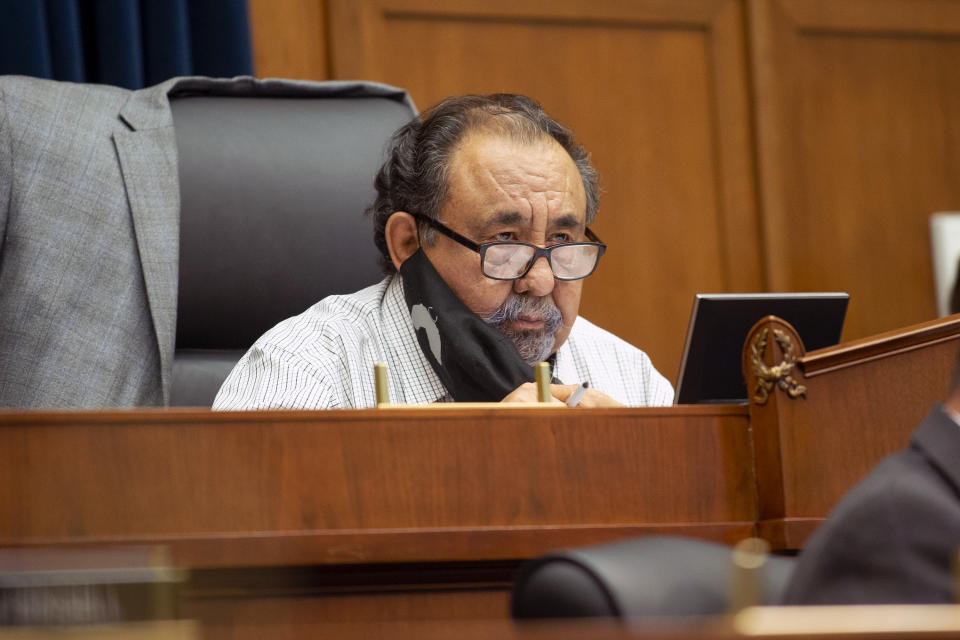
[213,276,673,409]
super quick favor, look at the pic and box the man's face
[422,131,589,363]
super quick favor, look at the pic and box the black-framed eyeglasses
[413,214,606,281]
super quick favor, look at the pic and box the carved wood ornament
[750,327,806,405]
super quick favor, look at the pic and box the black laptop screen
[673,293,849,404]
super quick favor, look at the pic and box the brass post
[535,362,551,403]
[374,362,389,406]
[730,537,770,613]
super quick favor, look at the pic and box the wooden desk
[3,314,960,638]
[1,405,752,636]
[0,405,755,562]
[743,314,960,548]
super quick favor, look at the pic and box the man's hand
[500,382,625,407]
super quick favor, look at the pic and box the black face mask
[400,248,540,402]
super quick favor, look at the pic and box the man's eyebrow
[472,211,584,235]
[490,211,526,226]
[551,214,583,230]
[473,211,526,233]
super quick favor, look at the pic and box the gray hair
[367,93,600,274]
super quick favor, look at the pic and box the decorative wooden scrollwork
[750,328,806,405]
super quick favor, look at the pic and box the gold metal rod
[730,537,770,613]
[535,362,551,403]
[374,362,389,406]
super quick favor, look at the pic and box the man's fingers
[574,389,625,408]
[549,383,582,401]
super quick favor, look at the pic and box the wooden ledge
[801,314,960,377]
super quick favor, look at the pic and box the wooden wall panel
[749,0,960,343]
[327,0,762,383]
[248,0,329,80]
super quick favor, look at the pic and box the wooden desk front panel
[749,316,960,547]
[778,343,954,521]
[182,589,511,640]
[0,405,754,567]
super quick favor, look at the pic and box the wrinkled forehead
[441,133,587,234]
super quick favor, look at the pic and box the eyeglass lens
[482,243,601,280]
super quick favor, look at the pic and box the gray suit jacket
[783,404,960,604]
[0,75,180,407]
[0,75,415,408]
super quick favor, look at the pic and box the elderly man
[214,94,672,409]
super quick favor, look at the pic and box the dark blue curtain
[0,0,252,89]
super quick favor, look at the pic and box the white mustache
[481,294,563,334]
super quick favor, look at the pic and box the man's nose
[514,255,555,297]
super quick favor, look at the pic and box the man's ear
[385,211,420,271]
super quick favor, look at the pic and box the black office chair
[168,80,417,406]
[511,536,796,620]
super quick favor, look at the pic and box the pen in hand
[566,381,589,407]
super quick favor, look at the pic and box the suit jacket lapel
[913,405,960,493]
[114,78,182,404]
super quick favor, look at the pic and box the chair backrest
[930,212,960,318]
[169,85,417,405]
[511,536,796,620]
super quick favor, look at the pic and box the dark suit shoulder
[784,443,960,604]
